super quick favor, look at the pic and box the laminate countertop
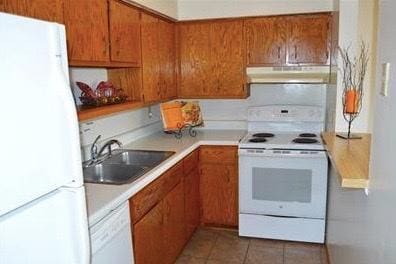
[321,132,371,189]
[84,129,246,226]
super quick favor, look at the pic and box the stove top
[239,132,324,150]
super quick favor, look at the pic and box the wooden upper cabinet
[178,22,212,97]
[159,19,177,100]
[245,17,287,66]
[210,20,245,97]
[287,14,330,65]
[63,0,109,63]
[109,0,141,65]
[2,0,63,22]
[141,13,160,104]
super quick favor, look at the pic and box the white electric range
[238,105,328,243]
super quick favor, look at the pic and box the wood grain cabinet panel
[158,19,177,100]
[183,149,199,175]
[287,14,330,65]
[184,167,200,239]
[141,14,177,103]
[2,0,63,22]
[163,182,186,264]
[211,20,245,97]
[200,146,238,164]
[63,0,110,63]
[200,163,238,227]
[178,20,246,98]
[178,22,212,97]
[109,0,141,65]
[130,161,182,224]
[133,201,164,264]
[200,146,238,227]
[141,12,160,103]
[245,17,287,66]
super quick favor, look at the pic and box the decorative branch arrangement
[337,41,369,139]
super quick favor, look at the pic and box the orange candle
[345,90,359,114]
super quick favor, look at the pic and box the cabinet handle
[277,47,281,59]
[294,45,297,60]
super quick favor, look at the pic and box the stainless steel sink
[83,149,175,185]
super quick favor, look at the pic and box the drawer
[183,149,199,175]
[199,146,237,164]
[130,161,183,224]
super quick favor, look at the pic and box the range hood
[246,66,330,84]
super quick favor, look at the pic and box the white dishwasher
[90,201,134,264]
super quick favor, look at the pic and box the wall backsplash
[188,84,328,130]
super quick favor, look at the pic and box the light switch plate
[381,63,391,97]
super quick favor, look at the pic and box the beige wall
[334,0,378,133]
[127,0,178,18]
[326,0,396,263]
[177,0,334,20]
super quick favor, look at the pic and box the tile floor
[176,228,328,264]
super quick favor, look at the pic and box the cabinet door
[2,0,63,22]
[200,164,238,226]
[163,182,186,264]
[63,0,109,63]
[141,13,160,104]
[245,17,287,66]
[109,0,141,64]
[185,167,200,239]
[159,19,177,101]
[210,20,245,97]
[287,14,330,65]
[133,201,164,264]
[178,22,212,97]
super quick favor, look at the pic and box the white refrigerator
[0,13,90,264]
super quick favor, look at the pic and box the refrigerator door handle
[53,25,84,187]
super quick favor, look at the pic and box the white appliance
[238,105,328,243]
[0,13,90,263]
[246,66,330,84]
[91,202,134,264]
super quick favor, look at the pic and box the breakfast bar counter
[321,132,371,189]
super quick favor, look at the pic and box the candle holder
[336,42,369,140]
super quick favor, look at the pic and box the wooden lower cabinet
[133,201,164,264]
[132,161,187,264]
[200,164,238,227]
[163,182,186,264]
[132,146,238,263]
[199,146,238,227]
[184,167,200,239]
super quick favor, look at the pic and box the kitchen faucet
[97,139,123,157]
[90,135,123,161]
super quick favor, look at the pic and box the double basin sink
[83,149,175,185]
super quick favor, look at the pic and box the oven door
[239,149,328,219]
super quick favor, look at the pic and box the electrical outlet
[381,63,391,97]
